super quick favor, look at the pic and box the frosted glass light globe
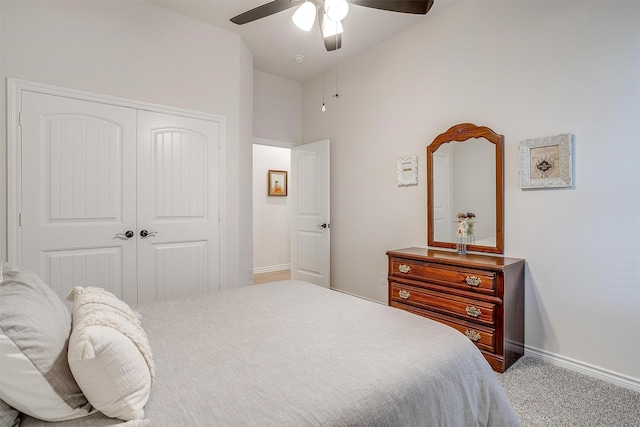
[325,0,349,22]
[292,1,316,31]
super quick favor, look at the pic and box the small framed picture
[397,155,418,187]
[268,170,288,196]
[519,134,573,189]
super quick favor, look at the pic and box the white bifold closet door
[136,111,219,303]
[20,91,220,305]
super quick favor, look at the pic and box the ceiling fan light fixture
[321,15,344,38]
[292,1,316,31]
[325,0,349,22]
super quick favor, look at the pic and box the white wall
[0,0,254,287]
[254,70,302,144]
[252,145,291,273]
[301,1,640,383]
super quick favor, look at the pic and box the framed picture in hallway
[268,170,288,196]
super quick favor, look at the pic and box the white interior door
[433,147,452,241]
[290,140,330,288]
[20,91,138,303]
[136,111,220,303]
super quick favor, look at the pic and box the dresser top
[386,247,524,270]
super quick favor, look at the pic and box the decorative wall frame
[519,133,573,189]
[268,170,288,196]
[397,155,418,186]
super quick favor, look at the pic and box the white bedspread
[21,280,520,426]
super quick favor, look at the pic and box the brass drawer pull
[465,276,482,286]
[465,306,482,318]
[465,329,481,342]
[399,264,411,274]
[398,290,411,299]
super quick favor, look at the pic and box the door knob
[140,230,157,239]
[317,223,330,229]
[113,230,134,240]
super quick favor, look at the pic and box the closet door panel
[43,248,123,307]
[154,128,207,218]
[136,111,220,303]
[153,241,208,300]
[20,92,138,304]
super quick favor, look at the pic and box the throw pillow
[0,399,19,427]
[67,287,154,421]
[0,262,93,421]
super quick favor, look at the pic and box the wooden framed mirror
[427,123,504,254]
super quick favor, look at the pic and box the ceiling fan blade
[230,0,303,25]
[351,0,434,15]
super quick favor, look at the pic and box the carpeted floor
[496,357,640,426]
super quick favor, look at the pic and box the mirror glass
[427,124,504,254]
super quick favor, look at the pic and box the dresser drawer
[391,301,496,352]
[390,283,496,325]
[390,258,496,294]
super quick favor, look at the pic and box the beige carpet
[497,357,640,426]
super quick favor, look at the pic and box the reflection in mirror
[427,123,504,254]
[432,138,496,246]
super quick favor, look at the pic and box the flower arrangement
[456,212,476,254]
[456,212,476,238]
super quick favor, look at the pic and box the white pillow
[67,287,154,422]
[0,399,20,427]
[0,262,93,422]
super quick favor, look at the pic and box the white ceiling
[149,1,452,82]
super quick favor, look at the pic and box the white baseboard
[525,345,640,393]
[329,287,386,305]
[252,264,291,275]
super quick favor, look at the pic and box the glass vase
[457,236,468,255]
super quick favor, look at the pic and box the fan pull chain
[333,60,340,100]
[322,66,326,112]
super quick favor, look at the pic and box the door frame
[7,78,227,286]
[252,137,295,278]
[251,138,331,288]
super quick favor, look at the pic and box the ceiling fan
[230,0,434,52]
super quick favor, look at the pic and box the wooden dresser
[387,247,525,372]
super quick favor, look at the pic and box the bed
[1,266,520,426]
